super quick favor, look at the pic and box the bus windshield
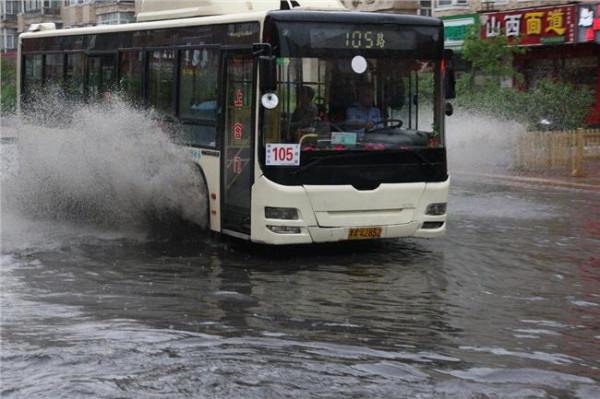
[262,21,444,154]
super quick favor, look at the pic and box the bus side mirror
[253,43,277,93]
[444,49,456,100]
[259,55,277,92]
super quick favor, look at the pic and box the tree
[456,27,594,130]
[1,57,17,115]
[525,79,594,130]
[460,26,525,89]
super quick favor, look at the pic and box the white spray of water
[445,111,526,174]
[2,97,207,231]
[1,96,524,239]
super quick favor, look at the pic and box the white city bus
[18,0,455,245]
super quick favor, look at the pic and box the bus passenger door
[221,53,255,236]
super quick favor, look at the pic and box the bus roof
[19,11,270,40]
[19,9,442,41]
[268,10,442,27]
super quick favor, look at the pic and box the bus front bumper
[250,176,449,245]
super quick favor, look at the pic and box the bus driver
[345,85,383,132]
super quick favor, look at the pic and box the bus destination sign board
[309,27,417,50]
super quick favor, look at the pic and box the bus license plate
[348,227,382,240]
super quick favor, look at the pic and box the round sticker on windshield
[351,55,368,74]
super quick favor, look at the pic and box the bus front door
[221,54,255,236]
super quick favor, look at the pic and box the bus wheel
[179,165,209,230]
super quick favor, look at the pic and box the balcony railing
[22,7,61,16]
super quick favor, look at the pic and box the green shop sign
[442,14,480,50]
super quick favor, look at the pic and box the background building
[433,0,598,17]
[433,0,600,125]
[0,0,134,56]
[1,0,20,54]
[62,0,134,29]
[339,0,420,14]
[17,0,62,32]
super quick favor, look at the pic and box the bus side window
[45,53,64,88]
[66,53,84,99]
[87,54,117,101]
[147,49,175,115]
[23,54,43,103]
[178,48,219,148]
[119,51,143,103]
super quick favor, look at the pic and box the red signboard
[481,5,576,46]
[578,3,600,43]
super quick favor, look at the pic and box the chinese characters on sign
[234,89,244,108]
[232,122,243,141]
[233,155,243,175]
[525,12,544,36]
[481,5,576,45]
[577,3,600,43]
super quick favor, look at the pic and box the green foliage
[456,80,527,120]
[460,26,526,88]
[525,79,594,130]
[455,27,594,130]
[1,57,17,115]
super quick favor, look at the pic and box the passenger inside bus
[291,86,319,131]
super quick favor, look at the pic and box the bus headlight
[265,207,299,220]
[426,203,447,216]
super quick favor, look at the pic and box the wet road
[2,170,600,397]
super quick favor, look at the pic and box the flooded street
[4,0,600,395]
[2,154,599,398]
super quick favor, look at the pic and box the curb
[454,172,600,192]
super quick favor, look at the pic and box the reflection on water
[2,129,600,397]
[2,176,600,398]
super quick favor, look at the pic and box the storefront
[441,13,478,72]
[480,3,600,126]
[442,13,479,50]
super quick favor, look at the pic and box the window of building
[44,1,61,10]
[1,29,17,50]
[24,0,42,12]
[419,0,432,16]
[4,1,22,16]
[147,49,175,115]
[97,12,134,25]
[435,0,468,8]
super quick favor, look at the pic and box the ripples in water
[1,177,599,398]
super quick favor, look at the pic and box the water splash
[445,111,526,173]
[2,95,207,231]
